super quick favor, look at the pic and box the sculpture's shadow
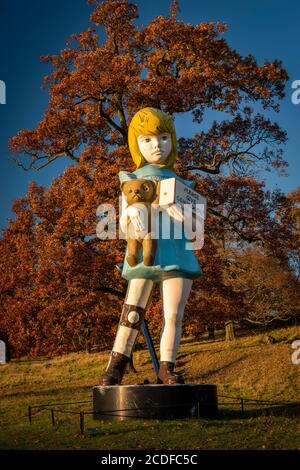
[218,403,300,420]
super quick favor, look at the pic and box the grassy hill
[0,324,299,450]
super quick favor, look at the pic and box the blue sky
[0,0,299,230]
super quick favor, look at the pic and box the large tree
[223,247,300,326]
[1,0,299,355]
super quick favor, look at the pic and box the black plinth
[93,384,218,420]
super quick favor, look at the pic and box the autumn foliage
[0,0,299,356]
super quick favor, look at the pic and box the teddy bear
[121,179,158,267]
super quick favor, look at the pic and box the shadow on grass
[177,345,225,360]
[8,357,50,365]
[191,355,249,381]
[0,384,92,400]
[218,404,300,420]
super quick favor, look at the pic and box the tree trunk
[225,321,236,341]
[207,326,215,341]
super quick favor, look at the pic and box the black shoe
[99,351,130,386]
[157,361,185,385]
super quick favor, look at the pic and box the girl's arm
[120,192,146,233]
[166,203,198,237]
[119,192,129,234]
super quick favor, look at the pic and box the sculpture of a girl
[99,107,202,385]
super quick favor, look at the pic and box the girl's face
[137,133,172,164]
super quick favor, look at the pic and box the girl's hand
[127,205,146,231]
[166,204,196,236]
[166,203,185,223]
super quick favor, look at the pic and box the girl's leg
[113,278,154,356]
[158,277,193,383]
[99,278,154,385]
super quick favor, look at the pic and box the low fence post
[51,409,55,427]
[80,412,84,435]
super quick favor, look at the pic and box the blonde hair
[128,107,177,169]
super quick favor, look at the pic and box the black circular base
[93,384,218,420]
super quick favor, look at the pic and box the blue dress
[119,164,202,283]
